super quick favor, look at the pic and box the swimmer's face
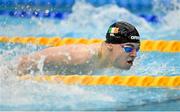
[109,42,140,70]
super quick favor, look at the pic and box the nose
[130,49,137,57]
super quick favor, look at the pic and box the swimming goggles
[121,45,139,53]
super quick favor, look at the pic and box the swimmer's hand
[17,56,36,76]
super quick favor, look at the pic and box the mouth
[126,59,133,65]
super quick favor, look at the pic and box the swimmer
[17,21,140,75]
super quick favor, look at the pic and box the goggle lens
[124,47,133,53]
[123,46,139,53]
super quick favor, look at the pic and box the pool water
[0,1,180,111]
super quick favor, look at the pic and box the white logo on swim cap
[130,36,140,40]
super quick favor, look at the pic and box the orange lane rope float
[0,36,180,52]
[18,75,180,88]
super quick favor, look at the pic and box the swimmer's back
[34,44,100,65]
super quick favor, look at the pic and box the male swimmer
[17,21,140,75]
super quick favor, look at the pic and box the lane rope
[18,75,180,88]
[0,36,180,52]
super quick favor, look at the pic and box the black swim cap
[106,21,140,44]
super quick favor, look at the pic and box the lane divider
[0,10,70,19]
[0,36,180,52]
[0,10,158,22]
[17,75,180,88]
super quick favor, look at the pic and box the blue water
[0,1,180,111]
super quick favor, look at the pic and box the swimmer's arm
[17,47,66,75]
[17,45,92,75]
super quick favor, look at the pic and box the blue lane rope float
[0,0,75,7]
[139,14,159,23]
[0,10,70,19]
[0,0,160,22]
[0,9,159,22]
[0,0,154,8]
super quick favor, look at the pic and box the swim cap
[106,21,140,44]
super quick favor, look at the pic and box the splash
[152,0,180,38]
[59,1,152,38]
